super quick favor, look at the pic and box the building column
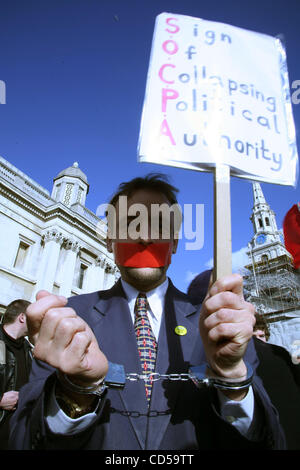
[33,229,64,299]
[84,256,107,292]
[59,239,80,297]
[97,257,107,290]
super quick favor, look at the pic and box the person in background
[0,299,32,450]
[253,314,270,342]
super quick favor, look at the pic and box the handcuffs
[57,361,253,397]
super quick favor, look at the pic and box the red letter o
[162,40,178,55]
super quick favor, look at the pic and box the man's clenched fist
[26,291,108,387]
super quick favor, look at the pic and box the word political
[0,80,6,104]
[96,197,204,251]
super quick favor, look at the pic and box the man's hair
[106,173,182,239]
[3,299,31,325]
[108,173,179,208]
[254,313,270,341]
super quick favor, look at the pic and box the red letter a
[160,119,176,145]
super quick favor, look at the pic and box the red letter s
[165,17,180,34]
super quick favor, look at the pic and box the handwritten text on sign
[138,13,298,186]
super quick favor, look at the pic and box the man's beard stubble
[118,266,168,291]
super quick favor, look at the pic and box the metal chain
[103,362,252,391]
[126,372,196,382]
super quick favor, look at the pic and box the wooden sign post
[214,164,232,281]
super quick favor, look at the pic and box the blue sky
[0,0,299,292]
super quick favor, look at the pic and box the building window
[14,241,29,269]
[55,183,61,200]
[76,187,83,204]
[63,183,73,206]
[265,217,270,226]
[77,263,87,289]
[258,218,263,228]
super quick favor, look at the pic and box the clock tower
[247,182,291,264]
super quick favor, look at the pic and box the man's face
[106,188,178,291]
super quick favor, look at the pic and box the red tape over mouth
[113,242,173,267]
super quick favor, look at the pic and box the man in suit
[10,174,284,450]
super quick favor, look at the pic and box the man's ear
[106,236,113,253]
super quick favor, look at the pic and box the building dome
[54,162,88,186]
[52,161,89,205]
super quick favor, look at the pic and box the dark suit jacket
[9,280,285,450]
[253,337,300,450]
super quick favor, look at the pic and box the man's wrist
[218,387,249,401]
[55,370,108,419]
[207,360,247,380]
[56,370,107,396]
[206,362,249,400]
[190,361,253,394]
[55,379,100,418]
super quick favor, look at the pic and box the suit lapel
[92,280,149,449]
[146,281,201,450]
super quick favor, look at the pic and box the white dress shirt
[121,277,169,340]
[46,277,255,437]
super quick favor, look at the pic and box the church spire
[247,182,290,264]
[250,182,278,234]
[253,182,267,207]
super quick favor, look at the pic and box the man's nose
[138,232,153,245]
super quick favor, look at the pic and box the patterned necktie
[134,293,158,403]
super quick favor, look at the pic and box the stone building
[0,156,119,316]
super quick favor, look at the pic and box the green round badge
[175,325,187,336]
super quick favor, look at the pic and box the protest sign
[138,12,298,187]
[138,13,298,278]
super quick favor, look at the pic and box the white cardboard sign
[138,13,298,186]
